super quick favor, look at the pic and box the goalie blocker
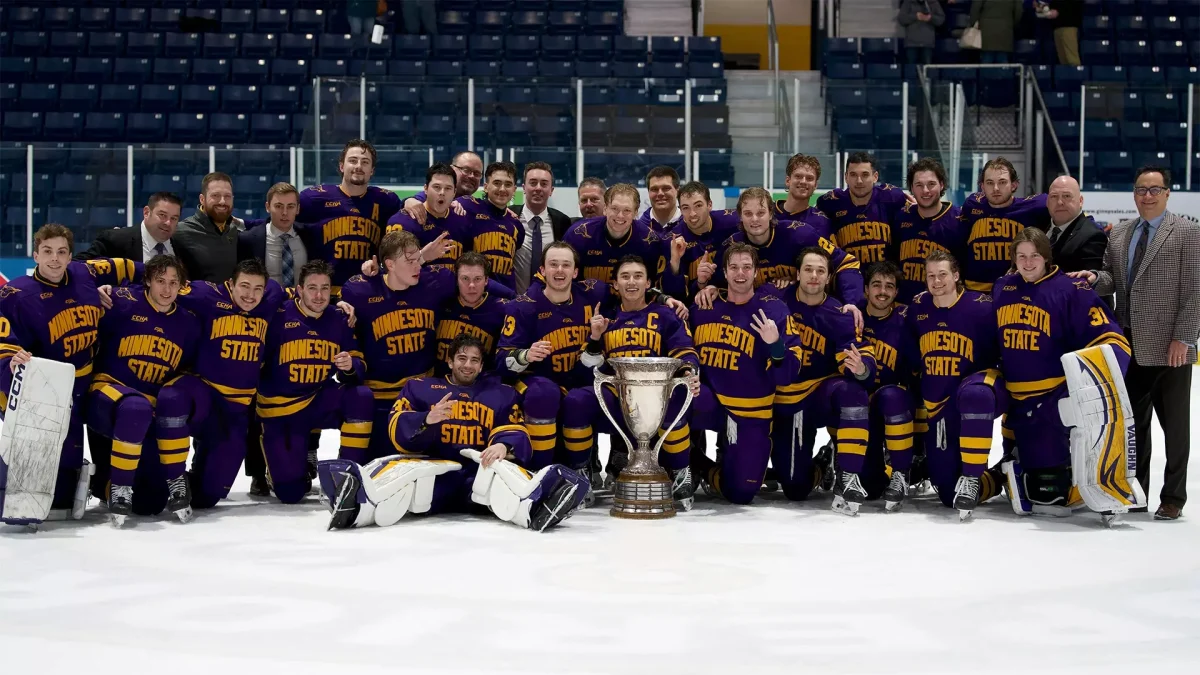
[316,449,588,532]
[0,357,92,527]
[1003,344,1146,521]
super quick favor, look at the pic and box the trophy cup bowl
[593,357,694,519]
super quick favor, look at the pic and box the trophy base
[610,470,676,519]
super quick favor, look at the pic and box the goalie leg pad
[0,358,77,526]
[1059,344,1147,514]
[461,449,588,530]
[320,456,463,528]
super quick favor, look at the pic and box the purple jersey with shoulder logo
[456,196,525,290]
[774,201,834,242]
[894,202,967,303]
[905,289,1000,418]
[817,184,908,265]
[297,184,401,288]
[92,285,201,400]
[959,192,1050,292]
[257,297,364,418]
[562,217,668,285]
[390,375,531,463]
[497,279,611,389]
[862,303,910,389]
[386,209,469,274]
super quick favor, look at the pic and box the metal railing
[767,0,793,152]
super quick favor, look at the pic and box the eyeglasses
[1134,186,1168,197]
[453,165,482,178]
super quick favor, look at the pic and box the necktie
[528,215,543,288]
[280,233,294,288]
[1048,226,1061,246]
[153,242,167,257]
[1127,220,1149,293]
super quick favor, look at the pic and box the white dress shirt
[140,221,174,262]
[515,204,556,294]
[264,223,308,285]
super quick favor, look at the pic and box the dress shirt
[265,223,308,286]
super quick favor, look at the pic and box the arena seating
[0,0,731,244]
[821,0,1200,191]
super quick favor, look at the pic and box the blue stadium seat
[651,36,686,61]
[84,112,125,142]
[7,8,41,32]
[548,11,584,34]
[249,114,290,144]
[1127,66,1165,85]
[192,58,229,84]
[1143,91,1182,122]
[1054,120,1079,145]
[279,33,315,58]
[1149,16,1185,38]
[19,83,58,112]
[382,85,422,108]
[240,34,277,58]
[390,60,426,77]
[165,33,201,58]
[80,8,113,32]
[533,116,573,145]
[48,207,88,229]
[153,58,191,83]
[1013,39,1039,64]
[1107,0,1139,16]
[688,36,721,62]
[87,32,124,57]
[11,32,48,57]
[42,112,83,141]
[320,33,356,59]
[180,84,219,112]
[168,113,208,143]
[861,38,897,64]
[867,87,903,117]
[1080,40,1116,65]
[438,11,472,35]
[1090,65,1127,82]
[1153,40,1190,67]
[475,11,509,34]
[865,63,902,81]
[689,60,723,79]
[209,113,249,143]
[578,35,612,60]
[1121,121,1157,147]
[423,85,463,109]
[612,61,647,78]
[73,57,113,84]
[874,119,904,147]
[394,34,431,60]
[1114,16,1148,39]
[650,61,686,79]
[273,60,309,85]
[127,112,167,142]
[1095,151,1133,184]
[1156,121,1189,149]
[203,34,239,59]
[1084,119,1120,145]
[614,36,648,62]
[539,60,574,77]
[312,59,348,78]
[125,33,163,57]
[114,8,149,32]
[375,114,414,144]
[50,32,87,57]
[89,208,129,231]
[1054,65,1088,89]
[836,118,874,149]
[0,57,35,84]
[825,38,858,64]
[433,35,467,60]
[99,83,139,112]
[828,88,867,115]
[43,8,77,32]
[143,174,187,197]
[260,84,299,112]
[576,61,611,78]
[149,9,182,32]
[1081,15,1111,38]
[232,58,272,85]
[1117,41,1152,66]
[1043,91,1072,120]
[36,57,74,82]
[236,149,282,176]
[427,60,463,77]
[542,35,576,60]
[0,83,15,112]
[59,83,98,111]
[291,9,327,34]
[255,9,289,34]
[471,35,504,60]
[417,115,456,143]
[588,11,623,35]
[466,60,499,77]
[827,63,864,79]
[356,59,389,77]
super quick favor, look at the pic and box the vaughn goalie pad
[1058,345,1147,514]
[0,357,76,525]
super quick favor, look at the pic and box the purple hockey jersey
[894,202,967,303]
[774,201,834,242]
[561,217,668,285]
[661,210,741,299]
[863,303,910,390]
[385,209,469,274]
[959,192,1050,292]
[905,289,1000,418]
[297,184,401,288]
[716,224,865,306]
[597,303,699,367]
[390,374,532,464]
[256,297,365,418]
[91,285,201,401]
[817,184,908,265]
[456,196,525,291]
[497,279,611,389]
[434,292,512,371]
[765,288,876,406]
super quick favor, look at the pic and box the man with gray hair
[1037,175,1110,305]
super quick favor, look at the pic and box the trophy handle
[651,375,695,459]
[593,368,635,455]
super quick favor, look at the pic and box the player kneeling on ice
[994,229,1144,526]
[318,335,587,531]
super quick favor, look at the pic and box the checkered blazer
[1093,210,1200,366]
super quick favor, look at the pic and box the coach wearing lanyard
[1075,166,1200,521]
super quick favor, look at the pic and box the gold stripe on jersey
[1006,376,1067,401]
[256,391,321,419]
[365,369,435,400]
[201,378,257,406]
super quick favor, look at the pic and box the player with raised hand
[905,250,1008,520]
[319,335,588,532]
[295,139,402,290]
[562,183,667,285]
[454,161,526,291]
[662,181,740,303]
[575,255,701,508]
[817,152,910,265]
[688,243,802,505]
[0,224,143,525]
[255,260,374,504]
[764,247,876,515]
[894,157,967,303]
[774,154,834,241]
[401,151,484,225]
[992,228,1141,524]
[958,157,1050,292]
[387,163,467,273]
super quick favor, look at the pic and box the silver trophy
[593,357,694,519]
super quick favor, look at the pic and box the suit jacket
[73,225,177,263]
[547,207,571,242]
[1094,210,1200,366]
[1036,212,1111,306]
[237,224,267,262]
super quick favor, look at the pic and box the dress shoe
[249,476,272,497]
[1154,503,1182,521]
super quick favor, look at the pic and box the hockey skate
[832,470,866,516]
[108,484,133,528]
[671,466,694,511]
[814,444,836,492]
[954,475,981,521]
[882,470,909,512]
[529,475,582,532]
[166,475,193,523]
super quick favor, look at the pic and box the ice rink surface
[2,379,1199,675]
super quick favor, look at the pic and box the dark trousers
[1125,351,1192,508]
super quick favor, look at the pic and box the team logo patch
[132,315,148,322]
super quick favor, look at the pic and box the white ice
[2,380,1199,675]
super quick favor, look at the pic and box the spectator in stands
[347,0,380,39]
[238,183,307,288]
[1037,175,1110,306]
[173,172,244,283]
[514,162,572,294]
[1033,1,1082,66]
[75,192,183,263]
[577,177,607,220]
[400,0,438,36]
[898,0,945,65]
[969,0,1023,63]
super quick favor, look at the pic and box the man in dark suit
[237,182,308,288]
[1037,175,1111,305]
[514,161,572,294]
[75,192,184,263]
[1076,166,1200,521]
